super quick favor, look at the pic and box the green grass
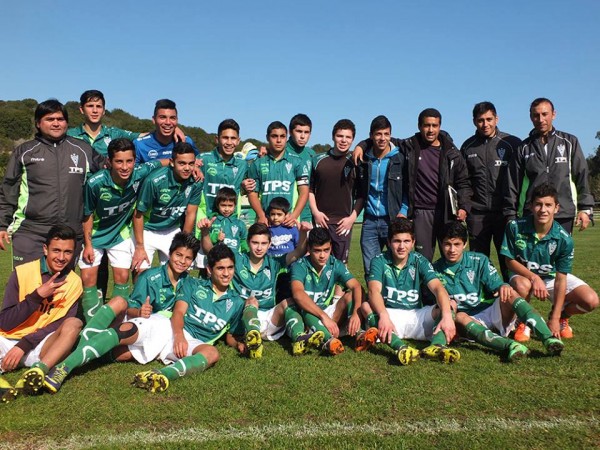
[1,225,600,449]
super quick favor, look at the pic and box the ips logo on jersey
[409,267,416,280]
[226,298,233,312]
[264,268,271,281]
[69,153,84,174]
[231,225,239,236]
[285,162,293,174]
[548,241,557,256]
[467,269,475,284]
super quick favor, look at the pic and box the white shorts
[258,307,285,341]
[510,273,587,303]
[0,332,53,371]
[471,299,516,337]
[159,329,206,364]
[78,238,134,270]
[387,305,436,341]
[322,296,349,337]
[127,314,173,364]
[137,227,180,269]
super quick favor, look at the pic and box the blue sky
[1,1,599,155]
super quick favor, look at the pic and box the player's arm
[82,214,95,264]
[345,277,363,336]
[309,191,328,228]
[0,150,24,250]
[285,222,312,265]
[291,279,339,338]
[171,300,189,359]
[182,203,198,234]
[505,257,548,299]
[247,191,268,225]
[131,210,149,271]
[547,272,566,338]
[427,278,456,342]
[285,184,309,226]
[367,279,395,344]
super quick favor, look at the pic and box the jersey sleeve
[83,179,98,217]
[228,298,245,335]
[500,220,518,260]
[114,127,141,141]
[555,236,574,274]
[128,274,149,309]
[136,160,162,179]
[479,255,504,294]
[367,255,385,283]
[189,181,203,204]
[290,260,307,283]
[295,159,309,186]
[135,176,156,213]
[334,259,355,286]
[418,257,438,284]
[247,162,261,192]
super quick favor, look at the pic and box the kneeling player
[44,232,200,393]
[291,228,364,355]
[502,184,598,340]
[434,221,563,362]
[360,218,457,365]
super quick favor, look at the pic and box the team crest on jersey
[231,225,239,236]
[69,153,83,174]
[232,167,239,177]
[132,181,140,192]
[497,148,506,160]
[409,267,416,280]
[195,288,208,300]
[516,239,526,250]
[343,165,351,179]
[148,150,158,159]
[104,136,112,146]
[548,241,557,256]
[325,270,332,280]
[467,269,475,284]
[264,268,271,280]
[226,298,233,312]
[285,162,293,174]
[557,144,565,157]
[71,153,79,166]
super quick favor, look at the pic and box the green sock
[242,305,260,333]
[366,312,378,329]
[80,304,117,341]
[430,317,449,346]
[82,287,102,323]
[464,321,513,352]
[284,306,306,341]
[365,312,405,350]
[512,297,553,341]
[31,361,49,375]
[160,353,209,381]
[112,283,131,302]
[61,329,119,373]
[302,312,332,340]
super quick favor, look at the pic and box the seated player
[0,225,83,401]
[79,138,164,321]
[291,228,364,355]
[267,197,299,258]
[43,232,201,393]
[197,187,248,254]
[434,221,564,362]
[502,184,599,341]
[133,244,245,393]
[359,218,457,365]
[232,223,323,358]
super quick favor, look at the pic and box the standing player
[501,184,598,340]
[434,221,563,361]
[360,218,458,365]
[286,114,316,223]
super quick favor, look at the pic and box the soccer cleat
[559,318,573,339]
[513,322,531,342]
[16,367,45,395]
[322,337,345,356]
[245,330,264,359]
[0,376,17,404]
[133,369,169,393]
[397,346,420,366]
[507,341,529,362]
[421,344,442,359]
[543,337,564,356]
[421,345,461,364]
[355,327,378,352]
[292,330,325,356]
[132,370,155,388]
[44,365,70,394]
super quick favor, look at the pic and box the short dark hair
[388,218,414,241]
[289,113,312,132]
[369,115,392,135]
[247,223,271,241]
[418,108,442,127]
[80,90,105,107]
[332,119,355,139]
[154,99,177,116]
[472,101,496,119]
[218,119,240,136]
[35,99,68,127]
[169,232,202,258]
[531,183,558,204]
[107,138,136,160]
[530,97,554,112]
[172,142,195,158]
[307,227,331,248]
[266,121,287,137]
[45,224,77,246]
[215,187,237,207]
[267,197,290,215]
[441,221,468,243]
[206,243,235,269]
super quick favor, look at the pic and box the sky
[1,1,599,155]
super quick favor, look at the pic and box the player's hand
[173,334,188,359]
[258,146,268,157]
[530,275,548,300]
[256,213,269,226]
[282,213,299,227]
[141,296,152,319]
[335,216,355,237]
[352,146,364,165]
[434,313,456,342]
[377,314,396,344]
[82,245,95,265]
[131,246,150,271]
[192,163,204,183]
[1,346,25,372]
[498,284,513,303]
[322,316,339,338]
[0,231,10,251]
[218,231,225,242]
[241,178,256,193]
[456,209,467,222]
[312,210,329,229]
[173,126,186,143]
[298,221,313,232]
[197,217,216,231]
[575,211,590,231]
[395,213,407,219]
[347,312,361,337]
[36,272,67,299]
[547,317,561,339]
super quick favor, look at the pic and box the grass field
[1,225,599,449]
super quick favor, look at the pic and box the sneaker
[513,322,531,342]
[16,367,45,395]
[245,330,264,359]
[44,365,70,394]
[421,345,461,364]
[133,369,169,393]
[421,344,442,359]
[543,337,564,356]
[322,337,344,356]
[559,318,573,339]
[507,341,529,362]
[131,370,155,389]
[292,331,325,356]
[355,327,378,352]
[0,376,17,404]
[397,346,420,366]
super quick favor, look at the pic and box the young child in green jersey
[197,187,248,254]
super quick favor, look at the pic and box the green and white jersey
[501,216,573,279]
[68,124,141,157]
[286,140,315,222]
[290,255,354,309]
[84,160,161,248]
[128,264,187,314]
[368,251,438,310]
[197,148,248,218]
[176,277,245,343]
[136,166,203,231]
[231,252,287,310]
[433,251,504,314]
[208,215,249,253]
[247,150,309,212]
